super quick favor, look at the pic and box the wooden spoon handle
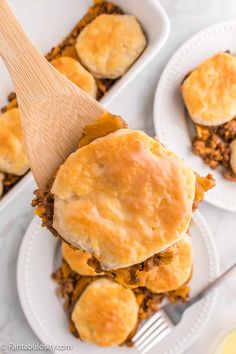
[0,0,62,105]
[0,0,107,188]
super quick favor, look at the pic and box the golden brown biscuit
[145,234,192,293]
[113,234,192,292]
[71,278,138,346]
[76,14,147,79]
[0,108,29,175]
[141,234,192,292]
[0,173,4,198]
[51,57,97,98]
[52,129,196,270]
[181,53,236,126]
[62,242,101,276]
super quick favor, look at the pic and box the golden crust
[76,14,147,79]
[51,57,97,98]
[62,242,100,276]
[113,234,192,292]
[0,108,29,175]
[181,53,236,126]
[144,234,192,293]
[52,129,196,270]
[71,278,138,346]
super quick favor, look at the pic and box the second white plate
[154,20,236,212]
[17,212,219,354]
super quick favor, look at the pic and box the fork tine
[138,322,168,350]
[135,316,164,347]
[133,311,162,341]
[141,325,171,354]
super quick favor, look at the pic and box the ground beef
[87,256,104,274]
[2,1,122,113]
[87,248,175,281]
[181,54,236,182]
[45,0,123,100]
[123,287,164,346]
[1,173,24,197]
[52,256,190,347]
[51,260,96,340]
[192,118,236,181]
[32,189,59,238]
[101,248,177,286]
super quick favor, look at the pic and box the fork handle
[187,261,236,307]
[165,261,236,324]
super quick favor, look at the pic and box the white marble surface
[0,1,236,353]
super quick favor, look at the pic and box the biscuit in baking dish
[51,57,97,98]
[112,234,192,293]
[62,242,101,276]
[52,129,196,270]
[71,278,138,346]
[76,14,147,79]
[181,53,236,126]
[0,108,29,175]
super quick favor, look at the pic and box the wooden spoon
[0,0,107,188]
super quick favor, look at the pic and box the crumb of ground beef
[167,282,190,303]
[88,248,175,279]
[1,173,24,197]
[32,189,58,237]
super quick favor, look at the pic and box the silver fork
[133,261,236,354]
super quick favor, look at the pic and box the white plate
[154,20,236,212]
[0,0,170,214]
[17,212,219,354]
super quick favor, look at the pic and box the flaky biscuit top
[51,57,97,98]
[72,278,138,346]
[76,14,147,79]
[181,53,236,126]
[52,129,196,270]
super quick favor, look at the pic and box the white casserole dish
[0,0,170,224]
